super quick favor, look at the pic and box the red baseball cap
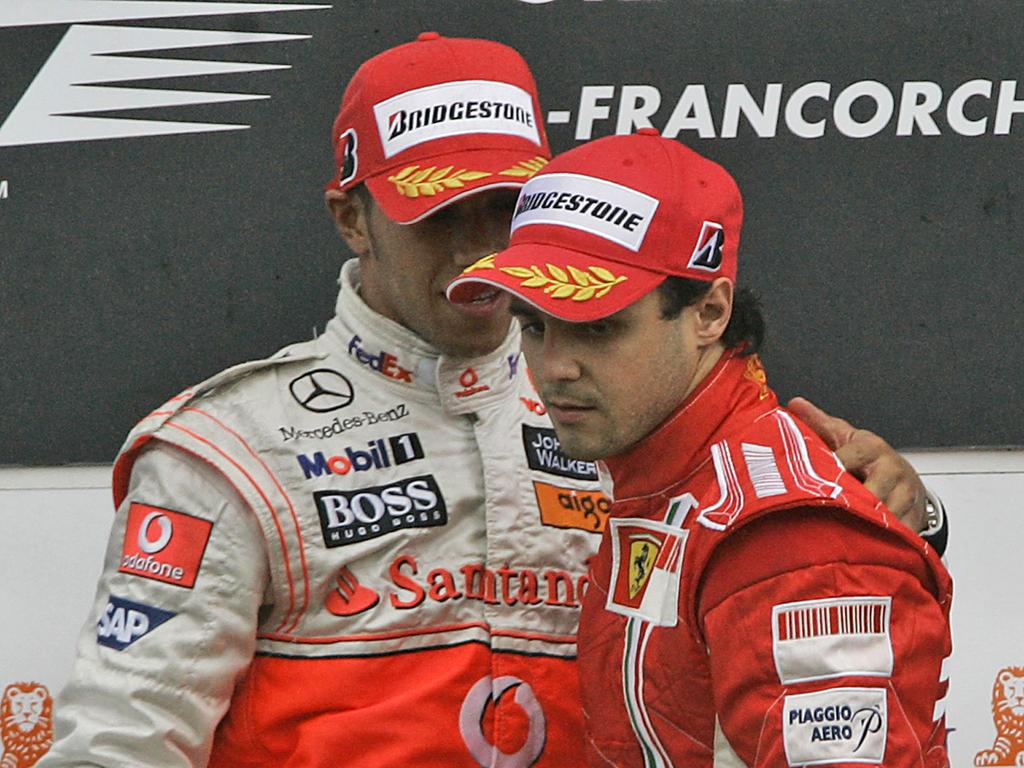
[447,129,743,322]
[326,32,551,224]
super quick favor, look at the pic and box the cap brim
[365,148,548,224]
[447,242,665,322]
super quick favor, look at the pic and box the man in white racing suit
[40,33,944,768]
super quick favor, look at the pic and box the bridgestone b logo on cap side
[511,173,659,252]
[374,80,540,159]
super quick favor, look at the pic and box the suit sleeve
[40,442,270,768]
[697,508,950,767]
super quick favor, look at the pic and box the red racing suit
[579,352,952,767]
[41,260,605,768]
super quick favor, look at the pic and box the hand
[787,397,927,533]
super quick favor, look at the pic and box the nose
[534,327,582,384]
[450,211,512,269]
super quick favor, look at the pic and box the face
[512,289,726,460]
[330,188,518,358]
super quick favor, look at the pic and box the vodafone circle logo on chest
[119,503,213,589]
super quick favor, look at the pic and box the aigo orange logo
[119,503,213,588]
[532,480,609,533]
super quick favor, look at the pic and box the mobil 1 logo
[315,475,447,547]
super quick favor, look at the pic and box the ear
[693,277,733,348]
[325,188,371,257]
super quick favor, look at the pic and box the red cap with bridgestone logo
[327,32,551,224]
[446,130,743,322]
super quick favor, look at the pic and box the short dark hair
[656,277,765,355]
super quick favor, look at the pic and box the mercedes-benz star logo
[289,369,355,413]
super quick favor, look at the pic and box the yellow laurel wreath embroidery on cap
[463,254,497,274]
[498,156,549,178]
[387,165,492,198]
[499,264,627,302]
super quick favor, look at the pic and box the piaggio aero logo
[0,2,330,147]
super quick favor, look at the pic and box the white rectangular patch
[373,79,540,158]
[783,688,887,765]
[511,172,660,251]
[741,442,787,498]
[772,597,893,685]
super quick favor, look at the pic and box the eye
[514,315,545,338]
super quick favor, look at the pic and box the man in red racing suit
[447,131,953,767]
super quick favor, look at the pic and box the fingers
[787,396,858,450]
[834,429,928,534]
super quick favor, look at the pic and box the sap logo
[97,595,175,651]
[348,335,414,383]
[297,433,424,479]
[315,475,447,547]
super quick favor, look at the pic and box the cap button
[636,127,660,136]
[417,31,441,41]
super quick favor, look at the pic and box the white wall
[1,451,1020,765]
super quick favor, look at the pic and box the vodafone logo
[119,503,213,589]
[138,512,173,554]
[459,675,546,768]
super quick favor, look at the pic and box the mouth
[447,287,510,319]
[545,399,596,425]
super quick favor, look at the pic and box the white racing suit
[42,260,606,767]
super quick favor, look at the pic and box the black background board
[1,0,1021,464]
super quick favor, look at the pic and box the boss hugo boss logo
[373,80,540,158]
[511,172,659,251]
[522,425,598,480]
[296,433,425,480]
[97,595,176,651]
[315,475,447,547]
[289,369,355,413]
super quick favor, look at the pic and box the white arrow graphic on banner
[0,1,328,27]
[0,1,330,147]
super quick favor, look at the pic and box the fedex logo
[348,335,414,383]
[297,433,425,480]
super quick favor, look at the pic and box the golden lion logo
[975,666,1024,766]
[1,682,54,768]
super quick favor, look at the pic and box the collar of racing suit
[322,259,526,417]
[598,349,779,503]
